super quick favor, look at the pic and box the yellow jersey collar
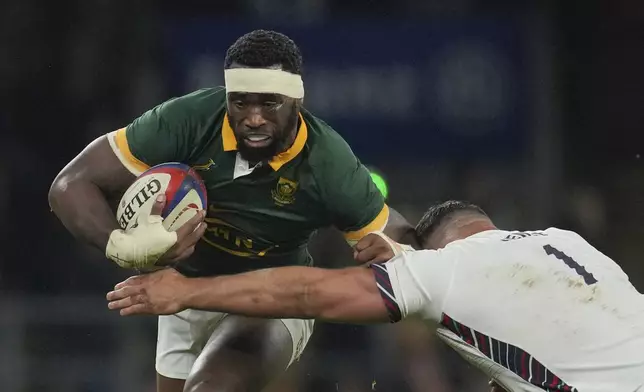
[222,113,308,171]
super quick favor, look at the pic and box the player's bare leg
[157,374,186,392]
[183,315,293,392]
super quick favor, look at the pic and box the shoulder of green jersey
[161,87,226,111]
[304,116,356,168]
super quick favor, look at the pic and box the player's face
[227,92,300,162]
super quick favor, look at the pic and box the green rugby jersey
[108,87,388,276]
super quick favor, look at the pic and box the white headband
[224,68,304,99]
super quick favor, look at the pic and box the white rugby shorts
[155,309,315,380]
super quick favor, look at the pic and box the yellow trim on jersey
[222,113,308,171]
[222,115,237,151]
[343,204,390,242]
[113,128,150,174]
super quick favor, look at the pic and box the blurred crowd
[1,0,643,390]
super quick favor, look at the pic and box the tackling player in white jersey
[107,200,644,392]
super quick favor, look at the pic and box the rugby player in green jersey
[49,30,417,392]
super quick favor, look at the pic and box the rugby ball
[116,163,208,232]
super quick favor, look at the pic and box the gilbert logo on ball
[116,162,208,232]
[118,178,163,228]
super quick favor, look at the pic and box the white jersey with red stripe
[371,228,644,392]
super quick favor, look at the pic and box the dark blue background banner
[164,19,530,163]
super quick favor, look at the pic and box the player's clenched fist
[105,195,207,269]
[353,232,412,264]
[107,268,189,316]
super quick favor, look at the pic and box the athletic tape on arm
[106,215,177,269]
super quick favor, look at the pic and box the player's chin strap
[370,231,415,257]
[224,68,305,99]
[105,215,178,269]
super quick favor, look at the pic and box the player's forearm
[181,265,388,324]
[48,177,119,251]
[183,267,322,320]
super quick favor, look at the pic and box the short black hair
[415,200,488,243]
[224,30,303,75]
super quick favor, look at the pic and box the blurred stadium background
[1,0,643,390]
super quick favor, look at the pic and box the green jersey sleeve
[315,134,389,244]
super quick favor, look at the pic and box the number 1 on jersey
[543,244,598,285]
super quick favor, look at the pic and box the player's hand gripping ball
[106,163,208,269]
